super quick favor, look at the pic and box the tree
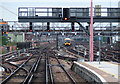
[0,36,9,46]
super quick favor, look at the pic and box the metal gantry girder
[76,22,90,36]
[18,16,120,22]
[18,7,120,22]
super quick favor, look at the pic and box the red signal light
[72,30,74,32]
[47,30,49,32]
[30,30,32,32]
[64,17,67,20]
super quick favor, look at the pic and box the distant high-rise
[118,1,120,27]
[118,1,120,41]
[119,1,120,7]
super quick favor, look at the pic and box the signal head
[64,17,68,20]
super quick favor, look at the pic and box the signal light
[2,26,5,29]
[71,22,74,32]
[29,22,32,32]
[63,8,69,21]
[6,32,8,34]
[47,22,50,32]
[64,17,67,20]
[30,30,32,32]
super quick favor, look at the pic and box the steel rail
[55,56,77,84]
[45,54,48,84]
[5,61,29,74]
[1,55,33,84]
[23,47,48,84]
[22,56,39,84]
[0,49,23,58]
[47,53,54,84]
[27,47,50,83]
[33,51,42,72]
[69,46,119,62]
[0,51,18,63]
[22,52,42,84]
[0,51,17,57]
[0,64,12,73]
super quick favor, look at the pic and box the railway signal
[63,8,70,20]
[72,29,74,32]
[29,22,32,32]
[86,26,89,30]
[1,26,5,36]
[1,29,4,36]
[47,22,50,32]
[71,22,74,31]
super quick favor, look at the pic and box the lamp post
[56,34,58,50]
[98,33,101,64]
[84,48,87,61]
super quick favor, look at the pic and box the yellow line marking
[103,75,109,77]
[106,62,118,66]
[85,62,120,80]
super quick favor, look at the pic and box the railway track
[2,52,37,83]
[66,42,119,63]
[0,50,22,63]
[49,50,86,83]
[29,47,78,84]
[1,42,86,84]
[27,49,49,83]
[1,45,49,84]
[55,56,76,84]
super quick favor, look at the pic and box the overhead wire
[0,5,17,16]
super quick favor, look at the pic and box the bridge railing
[18,7,62,17]
[18,7,120,17]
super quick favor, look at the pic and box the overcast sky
[0,0,120,21]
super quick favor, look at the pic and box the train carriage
[64,38,71,46]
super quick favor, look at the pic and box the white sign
[97,51,99,56]
[84,50,86,55]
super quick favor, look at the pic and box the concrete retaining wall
[71,62,107,84]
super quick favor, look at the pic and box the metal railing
[18,7,62,17]
[18,7,120,17]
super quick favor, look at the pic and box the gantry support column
[90,0,94,62]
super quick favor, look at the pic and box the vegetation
[65,58,69,62]
[0,36,17,47]
[7,42,16,46]
[0,36,17,54]
[0,36,9,47]
[2,51,6,54]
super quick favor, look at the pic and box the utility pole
[89,0,94,62]
[98,33,101,64]
[84,48,87,61]
[56,34,58,50]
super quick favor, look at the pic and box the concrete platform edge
[71,61,107,84]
